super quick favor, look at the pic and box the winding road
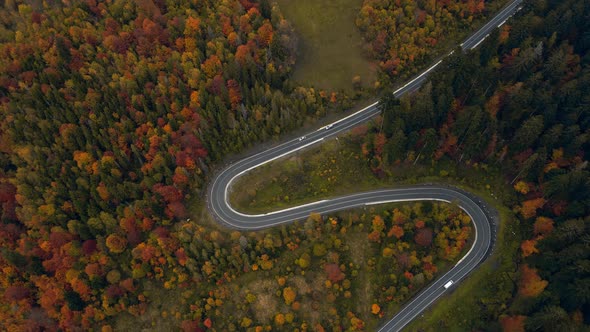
[207,1,522,330]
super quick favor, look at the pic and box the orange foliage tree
[500,315,525,332]
[283,287,296,305]
[371,303,380,315]
[520,198,546,219]
[518,264,548,297]
[388,225,404,239]
[533,217,554,236]
[520,239,539,258]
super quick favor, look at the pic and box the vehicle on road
[444,280,454,289]
[324,124,333,130]
[298,136,306,141]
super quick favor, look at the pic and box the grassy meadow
[276,0,377,92]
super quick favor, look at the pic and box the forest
[358,0,590,330]
[356,0,508,80]
[0,0,588,330]
[0,0,339,329]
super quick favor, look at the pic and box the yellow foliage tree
[382,247,394,257]
[392,208,406,224]
[285,313,294,323]
[105,234,127,254]
[513,181,529,194]
[240,317,252,328]
[297,253,310,269]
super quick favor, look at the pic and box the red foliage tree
[373,133,387,156]
[235,44,251,65]
[153,184,183,203]
[0,182,16,203]
[403,271,414,281]
[181,319,205,332]
[81,240,97,256]
[367,231,381,242]
[257,22,273,47]
[175,248,188,266]
[4,285,31,302]
[227,79,242,110]
[166,201,186,219]
[49,230,73,249]
[208,74,225,96]
[324,264,345,283]
[105,285,125,299]
[500,315,526,332]
[238,0,257,10]
[396,253,410,268]
[415,228,433,247]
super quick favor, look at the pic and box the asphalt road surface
[208,1,522,330]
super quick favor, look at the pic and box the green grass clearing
[276,0,377,92]
[230,132,515,214]
[230,137,380,213]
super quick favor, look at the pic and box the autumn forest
[0,0,588,331]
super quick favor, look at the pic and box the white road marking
[394,60,442,95]
[470,33,490,50]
